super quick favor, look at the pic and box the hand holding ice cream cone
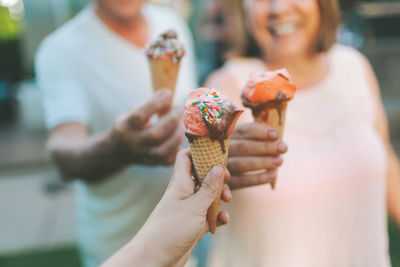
[242,69,296,189]
[184,88,243,233]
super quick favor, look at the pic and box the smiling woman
[204,0,399,266]
[244,0,338,64]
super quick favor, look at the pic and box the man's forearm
[49,128,129,183]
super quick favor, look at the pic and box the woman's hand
[101,149,231,267]
[228,122,288,190]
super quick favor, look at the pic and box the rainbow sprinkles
[145,30,185,64]
[192,90,226,124]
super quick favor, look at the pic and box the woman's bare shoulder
[204,68,235,88]
[203,67,241,100]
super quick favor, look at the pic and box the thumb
[191,165,225,211]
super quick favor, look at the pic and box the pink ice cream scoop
[184,88,243,139]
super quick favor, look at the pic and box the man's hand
[228,122,288,190]
[48,89,184,182]
[109,89,184,165]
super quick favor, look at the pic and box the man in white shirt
[36,1,197,266]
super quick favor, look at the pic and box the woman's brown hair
[315,0,340,52]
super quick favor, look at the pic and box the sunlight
[0,0,19,8]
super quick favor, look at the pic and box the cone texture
[189,136,230,234]
[254,101,288,189]
[149,58,180,97]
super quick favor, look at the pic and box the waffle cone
[189,136,229,234]
[149,58,180,101]
[254,101,288,190]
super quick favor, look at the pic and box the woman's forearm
[100,221,171,267]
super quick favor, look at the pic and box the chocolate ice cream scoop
[145,29,185,63]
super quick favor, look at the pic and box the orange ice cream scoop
[184,88,243,138]
[243,69,296,103]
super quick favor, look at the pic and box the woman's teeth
[270,23,296,35]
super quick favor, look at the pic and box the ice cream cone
[145,29,185,109]
[189,136,230,234]
[184,88,243,234]
[242,69,296,190]
[254,101,288,189]
[149,58,180,102]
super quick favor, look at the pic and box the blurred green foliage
[0,246,81,267]
[390,220,400,267]
[0,5,23,41]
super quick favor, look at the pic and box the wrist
[105,127,132,166]
[101,234,162,267]
[126,225,170,267]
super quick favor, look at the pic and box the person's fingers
[221,184,232,203]
[216,211,230,227]
[231,122,279,141]
[228,156,283,174]
[190,165,225,210]
[126,89,172,128]
[228,170,277,190]
[139,106,182,144]
[229,139,287,157]
[224,169,231,182]
[202,210,230,236]
[167,149,192,193]
[148,122,184,161]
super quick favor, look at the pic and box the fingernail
[210,165,224,179]
[273,156,283,166]
[224,212,230,223]
[268,130,279,140]
[224,184,232,199]
[278,142,288,153]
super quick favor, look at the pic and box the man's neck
[95,5,148,48]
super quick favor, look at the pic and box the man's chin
[96,1,143,24]
[117,15,140,23]
[105,10,142,24]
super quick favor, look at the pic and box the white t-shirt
[35,4,197,267]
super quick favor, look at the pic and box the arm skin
[362,56,400,225]
[48,89,185,183]
[205,69,288,190]
[101,150,232,267]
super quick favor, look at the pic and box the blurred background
[0,0,399,266]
